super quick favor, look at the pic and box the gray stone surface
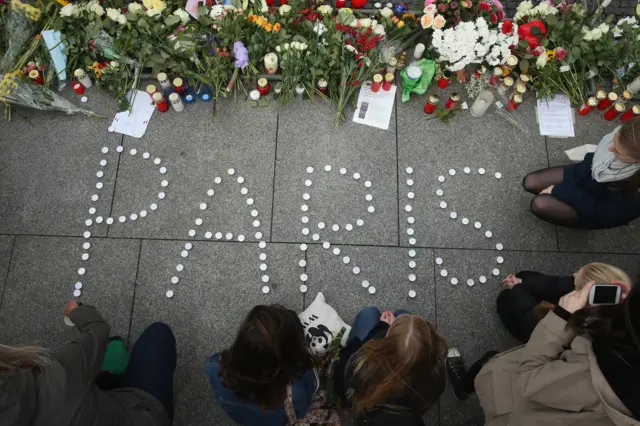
[397,86,557,251]
[130,240,303,426]
[108,97,277,241]
[547,115,640,253]
[0,89,119,236]
[271,100,399,246]
[0,236,15,303]
[436,249,640,426]
[0,236,139,351]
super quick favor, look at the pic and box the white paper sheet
[536,94,575,138]
[109,90,156,138]
[352,82,396,130]
[565,144,597,162]
[41,30,67,83]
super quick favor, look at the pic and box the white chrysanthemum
[59,3,81,17]
[536,54,547,68]
[318,5,333,15]
[279,4,291,14]
[210,5,224,18]
[313,21,327,35]
[128,2,143,13]
[516,0,533,13]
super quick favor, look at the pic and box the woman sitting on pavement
[332,306,447,426]
[522,118,640,229]
[0,300,177,426]
[205,304,318,426]
[446,280,640,425]
[498,262,631,343]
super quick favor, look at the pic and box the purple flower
[233,41,249,69]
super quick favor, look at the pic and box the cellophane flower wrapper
[0,0,41,73]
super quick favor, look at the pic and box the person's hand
[64,299,80,318]
[503,274,522,289]
[610,280,632,302]
[380,311,396,326]
[559,281,596,314]
[539,185,554,195]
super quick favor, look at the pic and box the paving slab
[397,85,557,251]
[0,236,15,304]
[0,88,119,236]
[0,236,139,352]
[435,248,640,426]
[271,100,399,246]
[547,114,640,253]
[130,240,303,426]
[108,97,277,241]
[305,244,438,426]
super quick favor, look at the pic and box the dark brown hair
[219,305,314,409]
[347,315,447,413]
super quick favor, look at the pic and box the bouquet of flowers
[0,0,41,73]
[432,17,518,71]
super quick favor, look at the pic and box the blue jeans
[122,322,177,421]
[349,306,411,343]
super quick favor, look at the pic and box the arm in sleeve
[55,305,111,386]
[516,310,582,399]
[516,272,575,303]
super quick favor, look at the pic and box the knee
[356,306,381,318]
[522,174,535,193]
[496,290,512,314]
[530,195,549,215]
[145,322,176,342]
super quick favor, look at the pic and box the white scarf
[591,126,640,183]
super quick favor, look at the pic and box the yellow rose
[397,20,405,28]
[265,23,273,32]
[152,0,165,12]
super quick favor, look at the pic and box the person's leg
[349,306,382,342]
[393,309,411,317]
[496,290,542,344]
[446,348,498,401]
[530,195,580,228]
[122,322,177,420]
[522,166,565,195]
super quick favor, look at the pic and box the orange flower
[257,16,267,27]
[247,14,255,22]
[265,23,273,32]
[273,22,281,32]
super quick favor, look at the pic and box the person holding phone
[446,281,640,425]
[498,263,631,343]
[522,118,640,229]
[0,300,177,426]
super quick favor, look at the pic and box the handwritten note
[537,94,575,138]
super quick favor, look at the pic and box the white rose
[536,54,547,68]
[276,45,281,52]
[373,23,385,35]
[146,7,161,16]
[59,3,80,17]
[110,61,119,67]
[88,1,105,16]
[591,28,603,40]
[360,18,372,28]
[599,23,609,32]
[380,7,393,18]
[559,65,570,72]
[284,42,290,50]
[433,14,446,29]
[424,4,436,14]
[301,43,308,50]
[106,8,122,21]
[279,4,291,15]
[128,2,143,13]
[345,44,356,53]
[318,5,333,15]
[516,0,533,13]
[173,8,190,24]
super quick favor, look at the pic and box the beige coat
[475,311,640,426]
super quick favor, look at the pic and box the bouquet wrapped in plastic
[1,71,97,119]
[0,0,41,73]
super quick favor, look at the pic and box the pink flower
[438,3,447,12]
[478,2,491,12]
[555,47,567,60]
[490,12,497,23]
[532,46,545,56]
[490,0,503,10]
[450,1,458,8]
[497,10,504,20]
[424,4,437,13]
[460,0,472,7]
[424,0,436,5]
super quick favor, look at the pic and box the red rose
[497,10,504,20]
[518,20,546,49]
[501,20,513,34]
[555,47,567,60]
[490,13,497,23]
[478,2,491,12]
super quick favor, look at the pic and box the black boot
[446,348,472,401]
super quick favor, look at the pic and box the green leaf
[127,13,138,21]
[519,59,529,71]
[164,15,180,26]
[546,14,557,26]
[556,20,565,29]
[518,39,529,48]
[541,38,549,47]
[571,46,581,57]
[530,26,541,36]
[199,16,212,25]
[605,14,614,24]
[198,5,207,16]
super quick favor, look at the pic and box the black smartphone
[588,284,622,305]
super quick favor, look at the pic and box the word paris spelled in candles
[73,147,506,303]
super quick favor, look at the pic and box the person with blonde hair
[332,307,447,426]
[0,300,176,426]
[498,262,631,343]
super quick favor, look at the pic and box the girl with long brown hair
[205,304,317,426]
[332,307,447,426]
[522,117,640,229]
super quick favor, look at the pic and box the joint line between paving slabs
[394,93,400,247]
[269,113,280,243]
[543,136,561,251]
[432,250,441,426]
[107,134,125,237]
[0,237,17,312]
[126,239,143,348]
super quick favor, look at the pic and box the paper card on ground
[186,0,200,18]
[352,82,396,130]
[536,94,575,138]
[41,30,67,84]
[109,90,155,138]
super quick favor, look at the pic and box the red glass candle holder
[620,105,640,122]
[383,73,394,91]
[172,77,184,94]
[257,78,271,96]
[371,74,383,92]
[335,0,346,7]
[604,103,625,121]
[152,92,169,113]
[72,82,85,95]
[28,70,44,85]
[505,94,523,112]
[597,92,617,110]
[437,72,451,89]
[424,94,439,114]
[488,67,503,86]
[351,0,367,8]
[578,97,597,116]
[445,93,460,110]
